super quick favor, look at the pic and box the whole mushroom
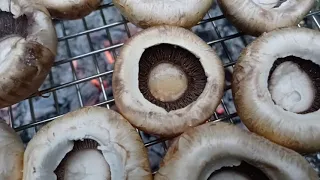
[0,0,57,108]
[23,107,152,180]
[232,27,320,153]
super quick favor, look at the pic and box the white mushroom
[112,25,225,137]
[232,27,320,152]
[112,0,214,28]
[27,0,102,20]
[0,120,24,180]
[154,122,318,180]
[23,107,152,180]
[0,0,57,108]
[217,0,315,36]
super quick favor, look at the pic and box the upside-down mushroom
[0,120,24,180]
[112,0,214,28]
[112,25,225,137]
[232,27,320,153]
[0,0,57,108]
[217,0,315,36]
[23,107,152,180]
[28,0,102,20]
[154,122,318,180]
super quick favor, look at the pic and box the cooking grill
[3,0,320,176]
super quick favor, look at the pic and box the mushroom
[112,0,214,28]
[232,27,320,153]
[23,107,152,180]
[0,120,24,180]
[154,122,318,180]
[0,0,57,108]
[112,25,225,137]
[28,0,102,20]
[217,0,315,36]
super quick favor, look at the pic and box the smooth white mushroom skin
[28,0,102,20]
[209,171,250,180]
[269,61,315,113]
[148,63,188,102]
[63,149,110,180]
[112,0,214,28]
[0,120,24,180]
[217,0,315,36]
[23,107,152,180]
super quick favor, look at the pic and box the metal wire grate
[4,0,320,175]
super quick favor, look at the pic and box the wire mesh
[3,0,320,176]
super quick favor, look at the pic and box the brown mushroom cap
[232,27,320,153]
[112,0,214,28]
[217,0,315,36]
[28,0,102,20]
[0,0,57,108]
[23,107,152,180]
[112,25,225,137]
[154,122,318,180]
[0,120,24,180]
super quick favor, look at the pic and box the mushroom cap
[112,25,225,137]
[23,106,152,180]
[28,0,102,20]
[112,0,214,28]
[217,0,315,36]
[154,122,318,180]
[232,27,320,153]
[0,0,57,108]
[0,120,24,180]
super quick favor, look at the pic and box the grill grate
[2,0,320,176]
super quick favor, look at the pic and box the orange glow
[90,79,108,91]
[72,60,78,69]
[104,51,114,64]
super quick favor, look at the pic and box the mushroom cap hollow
[232,27,320,153]
[217,0,315,36]
[154,122,318,180]
[23,107,152,180]
[0,120,24,180]
[0,0,57,108]
[28,0,102,20]
[112,25,225,137]
[112,0,214,28]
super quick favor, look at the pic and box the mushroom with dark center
[0,0,57,108]
[154,122,318,180]
[112,25,225,137]
[217,0,315,36]
[23,107,153,180]
[268,56,320,114]
[232,27,320,153]
[138,43,207,112]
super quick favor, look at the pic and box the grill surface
[3,0,320,176]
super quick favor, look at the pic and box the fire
[103,40,115,64]
[90,79,108,91]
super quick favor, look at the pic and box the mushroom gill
[268,56,320,114]
[138,43,207,112]
[0,11,28,39]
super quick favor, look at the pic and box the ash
[0,0,319,175]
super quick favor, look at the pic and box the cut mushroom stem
[23,107,152,180]
[154,122,318,180]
